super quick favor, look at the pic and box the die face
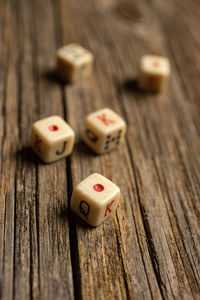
[102,128,125,153]
[57,57,73,82]
[31,131,74,163]
[70,173,120,226]
[57,44,94,82]
[139,55,170,91]
[31,116,75,163]
[140,72,166,91]
[57,44,93,66]
[141,55,170,76]
[31,132,49,162]
[71,60,93,82]
[83,108,126,154]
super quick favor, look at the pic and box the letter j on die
[70,173,121,226]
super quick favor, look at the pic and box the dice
[83,108,126,154]
[57,43,94,83]
[70,173,120,226]
[31,115,75,163]
[139,55,170,92]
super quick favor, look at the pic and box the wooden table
[0,0,200,299]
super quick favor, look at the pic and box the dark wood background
[0,0,200,299]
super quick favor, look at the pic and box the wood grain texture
[0,0,199,299]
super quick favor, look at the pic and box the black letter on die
[86,129,98,143]
[56,141,67,155]
[79,201,90,219]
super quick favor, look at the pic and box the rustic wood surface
[0,0,200,299]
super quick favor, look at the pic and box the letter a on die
[70,173,120,226]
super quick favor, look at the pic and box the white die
[139,55,170,91]
[83,108,126,154]
[57,43,94,83]
[70,173,120,226]
[31,116,75,163]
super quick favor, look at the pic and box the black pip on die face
[83,108,126,154]
[104,129,122,152]
[70,173,120,227]
[31,115,75,163]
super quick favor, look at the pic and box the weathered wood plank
[0,0,19,299]
[144,0,200,297]
[13,0,39,298]
[5,0,74,299]
[29,0,74,298]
